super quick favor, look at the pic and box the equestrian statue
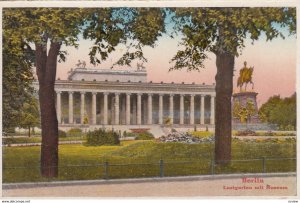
[237,61,254,92]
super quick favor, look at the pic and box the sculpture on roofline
[75,60,86,69]
[136,62,146,71]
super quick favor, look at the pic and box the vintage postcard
[1,0,299,201]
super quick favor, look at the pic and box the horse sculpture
[237,61,254,92]
[76,60,86,69]
[136,62,146,71]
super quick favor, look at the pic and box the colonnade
[56,91,215,125]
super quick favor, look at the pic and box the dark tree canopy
[259,93,296,130]
[3,19,35,132]
[84,8,166,67]
[169,7,296,71]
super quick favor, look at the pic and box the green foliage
[3,137,42,145]
[122,131,154,140]
[58,130,67,138]
[259,93,296,130]
[67,128,83,137]
[2,19,34,132]
[123,132,135,137]
[170,8,296,71]
[86,129,120,146]
[19,97,40,136]
[191,131,213,138]
[3,8,86,52]
[84,8,165,67]
[134,132,154,140]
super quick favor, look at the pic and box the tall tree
[169,8,296,164]
[3,8,85,177]
[19,97,40,137]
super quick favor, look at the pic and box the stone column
[80,92,85,124]
[56,91,62,124]
[169,94,174,124]
[68,91,73,124]
[92,92,97,125]
[137,93,142,125]
[210,95,215,125]
[103,92,108,125]
[111,96,115,125]
[121,96,126,124]
[180,94,184,125]
[190,94,195,125]
[126,93,131,125]
[132,97,137,124]
[115,93,120,125]
[200,95,205,125]
[159,94,163,125]
[148,93,153,125]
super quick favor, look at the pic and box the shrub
[58,130,67,138]
[86,129,120,146]
[135,132,154,140]
[67,128,82,137]
[191,131,213,138]
[124,132,136,137]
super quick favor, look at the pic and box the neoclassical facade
[37,68,216,128]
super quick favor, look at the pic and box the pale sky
[55,30,296,107]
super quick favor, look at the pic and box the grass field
[2,136,85,145]
[2,138,296,183]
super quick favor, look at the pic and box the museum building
[36,67,216,129]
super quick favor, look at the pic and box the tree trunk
[28,126,31,137]
[214,52,234,164]
[36,41,60,178]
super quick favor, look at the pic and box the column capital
[92,92,97,95]
[103,92,109,96]
[115,92,120,96]
[180,94,185,97]
[169,94,174,97]
[126,93,132,96]
[80,91,85,95]
[137,93,143,96]
[148,93,153,96]
[159,93,164,97]
[190,94,195,97]
[69,91,74,94]
[201,94,206,98]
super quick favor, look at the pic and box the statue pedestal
[232,91,260,124]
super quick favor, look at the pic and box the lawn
[2,136,86,145]
[2,139,296,183]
